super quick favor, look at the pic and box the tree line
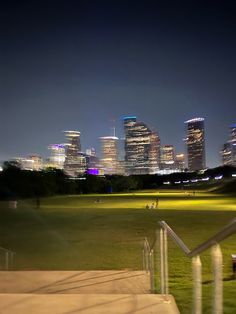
[0,162,235,200]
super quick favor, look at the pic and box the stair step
[0,271,180,313]
[0,293,180,314]
[0,270,150,294]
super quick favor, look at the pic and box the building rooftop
[185,117,204,123]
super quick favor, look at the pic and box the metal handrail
[157,218,236,314]
[159,221,190,255]
[159,218,236,258]
[143,237,151,252]
[188,218,236,257]
[0,246,14,253]
[142,238,155,292]
[0,246,15,270]
[142,237,151,273]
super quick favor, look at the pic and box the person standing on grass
[155,197,159,209]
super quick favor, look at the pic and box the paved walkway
[0,271,180,314]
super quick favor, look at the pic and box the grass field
[0,190,236,313]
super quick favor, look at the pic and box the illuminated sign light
[215,175,223,180]
[183,180,189,183]
[87,168,99,175]
[174,181,181,184]
[201,177,209,181]
[163,181,170,185]
[191,179,198,183]
[100,136,119,140]
[64,130,80,134]
[232,174,236,177]
[123,116,137,120]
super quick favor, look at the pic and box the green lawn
[0,191,236,313]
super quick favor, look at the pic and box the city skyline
[2,116,235,170]
[1,1,236,167]
[1,108,236,169]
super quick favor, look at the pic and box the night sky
[1,0,236,168]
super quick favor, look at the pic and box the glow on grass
[160,199,236,211]
[41,192,236,211]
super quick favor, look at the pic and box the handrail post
[143,241,146,272]
[142,247,145,271]
[160,228,165,293]
[5,251,9,270]
[145,242,149,273]
[150,249,155,293]
[142,240,146,272]
[143,239,150,273]
[163,228,169,294]
[156,219,236,313]
[192,255,202,314]
[211,244,223,314]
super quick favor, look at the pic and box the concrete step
[0,270,150,294]
[0,271,180,313]
[0,293,180,314]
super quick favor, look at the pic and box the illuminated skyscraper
[28,155,43,171]
[48,144,66,169]
[160,145,175,170]
[86,148,96,157]
[185,118,206,171]
[148,132,160,174]
[230,124,236,166]
[100,136,119,174]
[220,124,236,166]
[14,155,43,171]
[175,153,185,171]
[85,148,100,175]
[64,131,86,176]
[123,116,160,175]
[221,143,232,166]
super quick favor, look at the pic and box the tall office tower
[185,118,206,171]
[48,144,66,169]
[160,145,175,170]
[123,116,160,175]
[230,124,236,140]
[86,148,96,157]
[28,155,43,171]
[175,153,185,171]
[64,130,86,176]
[14,157,33,171]
[13,155,42,171]
[100,136,119,175]
[148,132,160,174]
[220,124,236,166]
[229,124,236,166]
[221,143,232,166]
